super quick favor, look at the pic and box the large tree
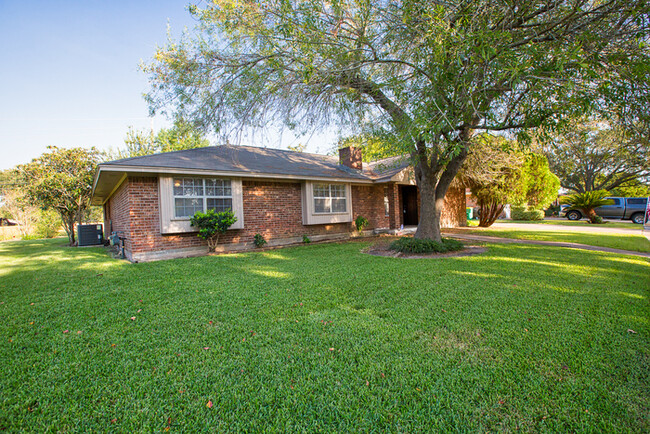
[17,146,99,245]
[144,0,650,241]
[111,120,211,159]
[543,118,650,193]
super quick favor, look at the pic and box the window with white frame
[173,177,232,218]
[313,183,347,214]
[384,186,390,216]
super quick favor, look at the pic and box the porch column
[387,183,402,229]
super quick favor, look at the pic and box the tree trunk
[414,181,443,242]
[478,200,504,227]
[60,211,76,245]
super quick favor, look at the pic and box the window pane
[332,198,347,212]
[173,179,183,196]
[330,185,345,198]
[174,198,202,218]
[314,198,329,213]
[207,198,233,213]
[313,184,329,198]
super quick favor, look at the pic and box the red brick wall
[105,177,466,260]
[351,185,389,229]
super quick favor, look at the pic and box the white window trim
[312,183,348,215]
[302,181,353,225]
[159,176,244,234]
[171,177,233,220]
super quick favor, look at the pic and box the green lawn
[463,228,650,253]
[1,239,648,431]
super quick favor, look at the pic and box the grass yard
[463,228,650,253]
[1,238,648,432]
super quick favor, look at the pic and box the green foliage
[517,154,560,209]
[389,237,464,254]
[35,209,62,239]
[354,215,369,232]
[190,209,237,251]
[143,1,649,241]
[609,180,650,198]
[253,233,267,248]
[560,190,614,224]
[464,134,525,227]
[511,206,545,221]
[16,146,99,245]
[302,234,311,244]
[111,120,210,159]
[543,118,650,193]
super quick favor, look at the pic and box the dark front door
[402,186,419,226]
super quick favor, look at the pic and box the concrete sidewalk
[443,232,650,258]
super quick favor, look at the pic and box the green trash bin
[466,207,473,220]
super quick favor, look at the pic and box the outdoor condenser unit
[77,224,104,247]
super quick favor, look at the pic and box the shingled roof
[92,145,412,205]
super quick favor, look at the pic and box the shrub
[35,209,61,239]
[389,237,464,254]
[511,206,544,221]
[354,215,369,232]
[302,235,311,244]
[190,209,237,251]
[253,233,267,248]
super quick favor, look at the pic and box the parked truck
[559,197,648,224]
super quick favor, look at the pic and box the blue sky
[0,0,333,170]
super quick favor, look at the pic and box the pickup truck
[560,197,648,224]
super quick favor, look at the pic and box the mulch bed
[361,237,487,259]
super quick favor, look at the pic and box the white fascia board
[96,164,375,184]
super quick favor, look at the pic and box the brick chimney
[339,146,363,170]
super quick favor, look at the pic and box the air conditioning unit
[78,224,104,246]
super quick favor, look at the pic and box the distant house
[91,145,466,262]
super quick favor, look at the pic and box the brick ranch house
[91,145,466,262]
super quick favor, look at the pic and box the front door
[401,186,419,226]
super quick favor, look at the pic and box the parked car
[559,197,648,224]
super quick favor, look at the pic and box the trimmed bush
[253,233,267,248]
[190,209,237,251]
[354,215,369,232]
[511,206,544,221]
[389,237,464,254]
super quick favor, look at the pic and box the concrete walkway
[489,221,643,235]
[443,232,650,258]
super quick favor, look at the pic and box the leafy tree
[560,190,614,224]
[17,146,99,245]
[144,0,650,242]
[516,154,561,210]
[0,188,39,238]
[287,143,307,153]
[190,209,237,251]
[463,134,525,227]
[609,180,650,197]
[111,120,210,159]
[543,118,650,193]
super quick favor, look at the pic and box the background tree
[517,154,561,210]
[462,134,525,227]
[111,120,210,159]
[543,118,650,193]
[0,188,39,238]
[609,180,650,197]
[144,0,650,242]
[17,146,99,245]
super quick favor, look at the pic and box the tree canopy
[144,0,650,240]
[542,118,650,193]
[16,146,99,245]
[111,120,210,160]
